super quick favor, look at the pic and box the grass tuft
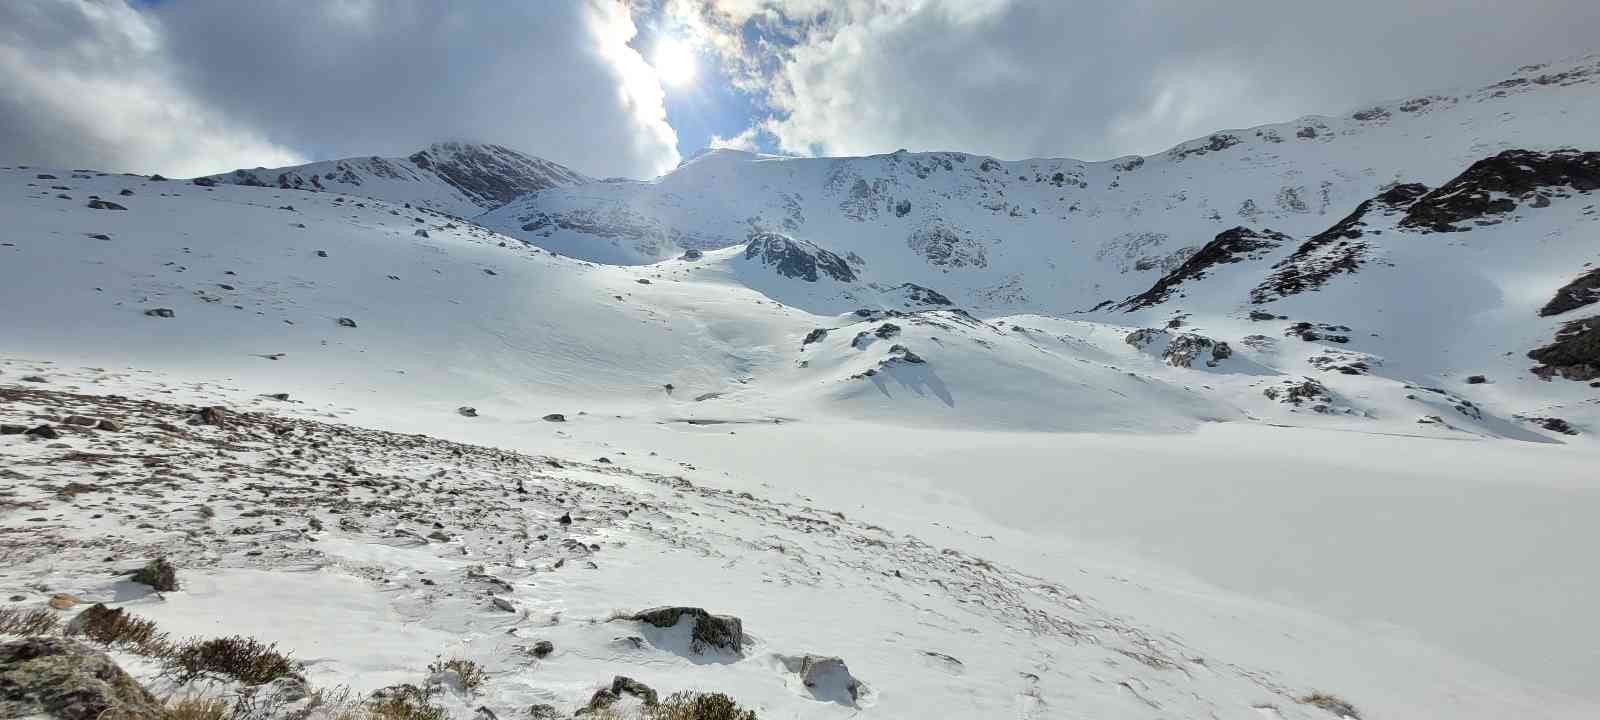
[426,656,486,692]
[645,691,759,720]
[1299,692,1361,719]
[64,603,171,655]
[0,606,60,635]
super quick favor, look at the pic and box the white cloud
[682,0,1600,161]
[0,0,682,179]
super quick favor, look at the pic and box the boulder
[25,425,59,440]
[0,637,163,720]
[531,640,554,659]
[94,419,122,432]
[631,606,743,654]
[457,407,478,418]
[62,416,97,427]
[336,317,357,328]
[542,413,566,422]
[0,424,26,435]
[192,177,217,187]
[130,558,178,591]
[143,308,174,318]
[780,654,863,704]
[86,200,126,211]
[198,406,227,427]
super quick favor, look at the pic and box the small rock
[142,308,174,318]
[636,278,650,284]
[531,640,554,659]
[25,425,60,440]
[62,416,97,427]
[542,413,566,422]
[783,654,863,704]
[0,424,27,435]
[557,512,572,525]
[130,558,178,592]
[630,606,743,654]
[457,406,478,417]
[86,233,111,241]
[86,200,126,210]
[191,177,216,187]
[266,393,290,401]
[414,229,429,238]
[94,419,122,432]
[118,189,133,196]
[315,250,328,258]
[20,375,48,383]
[1466,375,1488,384]
[47,594,79,610]
[198,406,227,426]
[336,317,357,328]
[491,596,516,613]
[149,174,167,181]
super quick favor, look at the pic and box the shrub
[0,606,59,635]
[64,603,170,655]
[645,692,758,720]
[166,636,302,686]
[426,656,486,692]
[364,685,447,720]
[162,695,234,720]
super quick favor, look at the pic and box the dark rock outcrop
[1119,227,1288,310]
[130,558,178,591]
[86,200,126,211]
[1529,315,1600,381]
[142,308,174,318]
[630,606,743,654]
[1125,329,1233,368]
[1539,267,1600,317]
[743,232,856,282]
[1251,184,1428,303]
[0,637,162,720]
[1400,149,1600,232]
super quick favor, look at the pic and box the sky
[2,0,1599,179]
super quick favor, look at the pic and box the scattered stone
[118,189,133,196]
[130,558,178,592]
[1528,315,1600,381]
[542,413,566,422]
[20,375,48,383]
[780,654,863,704]
[414,229,429,238]
[636,278,650,284]
[315,250,328,258]
[25,425,60,440]
[0,637,163,720]
[579,676,658,715]
[531,641,554,659]
[85,234,110,241]
[35,173,57,180]
[191,177,216,187]
[1465,375,1488,384]
[198,406,227,426]
[680,249,703,261]
[457,406,478,417]
[85,200,126,211]
[802,328,828,347]
[60,416,96,427]
[630,606,743,654]
[491,596,516,613]
[47,594,79,610]
[874,323,901,339]
[143,308,174,318]
[0,424,27,435]
[148,174,167,182]
[557,512,572,525]
[336,317,357,328]
[266,393,290,401]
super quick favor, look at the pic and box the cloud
[0,1,300,176]
[0,0,681,178]
[682,0,1600,161]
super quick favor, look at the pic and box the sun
[654,39,697,87]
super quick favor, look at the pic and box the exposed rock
[0,424,26,435]
[1400,149,1600,232]
[47,594,79,610]
[1252,184,1428,303]
[198,406,227,426]
[0,637,162,720]
[1466,375,1488,384]
[1518,416,1579,435]
[779,654,863,704]
[61,416,95,427]
[94,419,122,432]
[142,308,174,318]
[1264,378,1333,410]
[907,222,988,269]
[336,317,357,328]
[887,345,925,364]
[1125,329,1233,368]
[118,189,133,196]
[680,249,703,261]
[25,425,59,440]
[191,177,217,187]
[531,640,554,659]
[414,229,429,238]
[315,250,328,258]
[457,407,478,417]
[1529,315,1600,381]
[889,283,953,306]
[85,200,126,211]
[542,413,566,422]
[1284,321,1351,344]
[130,558,178,591]
[1538,267,1600,317]
[744,232,856,282]
[1118,227,1289,310]
[802,328,828,347]
[631,606,743,654]
[874,323,901,339]
[577,676,658,715]
[20,375,48,383]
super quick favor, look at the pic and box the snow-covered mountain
[3,53,1600,720]
[205,141,589,217]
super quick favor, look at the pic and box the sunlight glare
[654,39,696,87]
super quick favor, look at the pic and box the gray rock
[631,606,743,654]
[457,406,478,417]
[336,317,357,328]
[0,424,26,435]
[62,416,97,427]
[0,637,163,720]
[542,413,566,422]
[25,425,59,440]
[780,654,863,704]
[143,308,174,318]
[95,419,123,432]
[531,640,554,659]
[86,200,126,210]
[130,558,178,592]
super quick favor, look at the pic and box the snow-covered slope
[206,142,589,217]
[4,53,1600,720]
[482,54,1600,313]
